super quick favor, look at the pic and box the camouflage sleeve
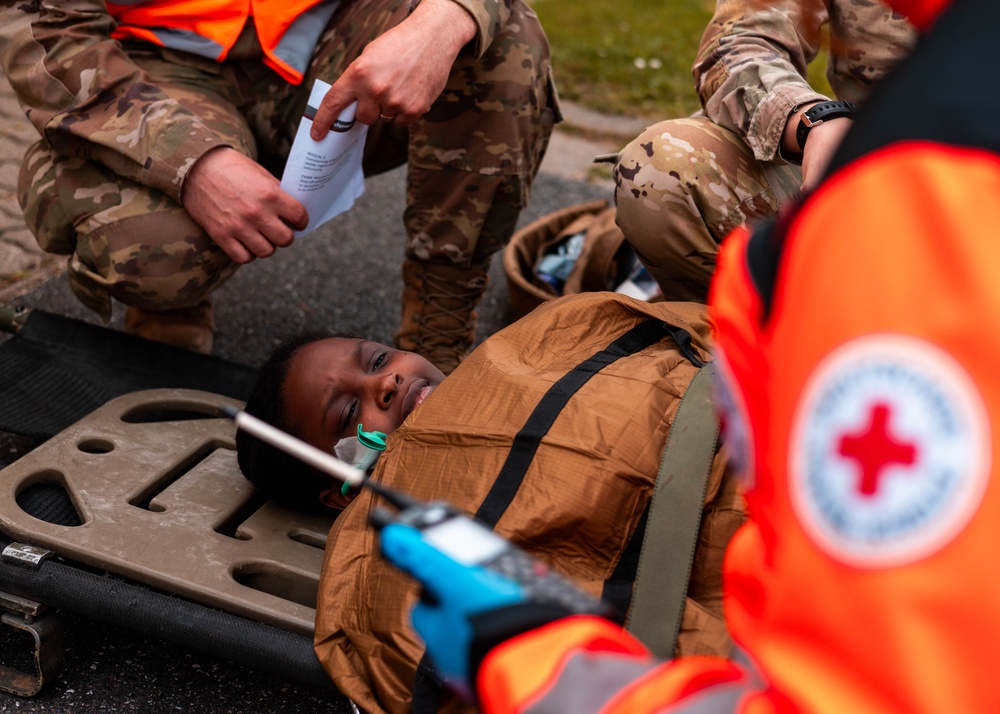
[693,0,917,163]
[444,0,511,58]
[692,0,831,162]
[823,1,917,108]
[0,0,230,204]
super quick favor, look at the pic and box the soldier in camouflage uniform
[0,0,557,372]
[614,0,916,302]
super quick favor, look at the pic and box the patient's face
[283,338,446,456]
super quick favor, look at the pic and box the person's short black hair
[236,330,343,513]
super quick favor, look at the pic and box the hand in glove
[378,522,580,699]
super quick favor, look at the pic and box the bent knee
[74,208,235,311]
[614,117,766,241]
[615,117,740,195]
[18,140,77,255]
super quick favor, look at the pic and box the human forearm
[693,0,829,161]
[781,101,822,159]
[0,0,228,203]
[781,102,855,190]
[409,0,478,59]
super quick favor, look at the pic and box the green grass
[533,0,833,120]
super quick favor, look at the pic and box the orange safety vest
[478,0,1000,711]
[710,150,1000,714]
[105,0,340,84]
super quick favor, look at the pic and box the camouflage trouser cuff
[67,255,114,323]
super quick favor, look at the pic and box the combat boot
[124,298,217,355]
[394,260,490,375]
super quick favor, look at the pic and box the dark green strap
[624,362,720,660]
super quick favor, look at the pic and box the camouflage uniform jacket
[0,0,511,207]
[694,0,917,163]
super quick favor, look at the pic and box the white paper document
[280,79,368,236]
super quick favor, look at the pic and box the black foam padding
[15,482,82,527]
[0,310,257,439]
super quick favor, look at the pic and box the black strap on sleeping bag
[475,318,675,527]
[601,504,649,620]
[413,317,701,711]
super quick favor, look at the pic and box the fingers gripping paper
[281,79,368,236]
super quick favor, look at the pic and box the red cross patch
[790,336,990,568]
[837,402,917,497]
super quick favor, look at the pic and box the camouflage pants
[18,0,556,320]
[613,116,801,302]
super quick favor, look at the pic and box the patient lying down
[235,292,746,714]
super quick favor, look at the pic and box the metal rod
[219,405,366,487]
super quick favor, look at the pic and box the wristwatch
[796,100,857,151]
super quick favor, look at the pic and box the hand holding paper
[280,79,368,237]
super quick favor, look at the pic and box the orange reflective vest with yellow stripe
[105,0,341,84]
[476,0,1000,711]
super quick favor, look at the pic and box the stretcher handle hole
[289,529,327,550]
[15,478,83,527]
[76,439,114,454]
[231,561,319,609]
[129,441,231,512]
[214,490,270,540]
[120,404,221,424]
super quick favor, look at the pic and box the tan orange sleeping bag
[314,292,746,713]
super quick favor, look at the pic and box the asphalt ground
[0,63,647,713]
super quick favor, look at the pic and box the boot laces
[415,272,485,346]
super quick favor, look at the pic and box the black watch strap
[796,100,857,151]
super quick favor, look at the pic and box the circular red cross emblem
[790,335,990,568]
